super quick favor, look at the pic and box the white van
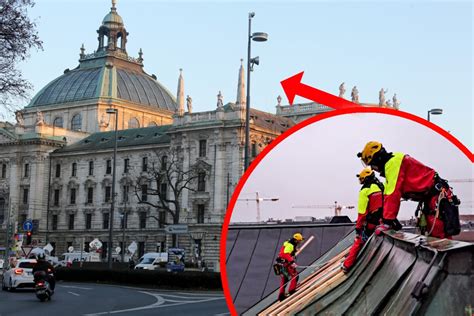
[134,252,168,270]
[58,252,101,267]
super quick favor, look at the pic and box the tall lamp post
[427,108,443,122]
[244,12,268,171]
[106,107,119,269]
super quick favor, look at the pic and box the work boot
[278,293,288,302]
[340,262,349,274]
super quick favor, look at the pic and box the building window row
[50,211,150,230]
[53,115,81,131]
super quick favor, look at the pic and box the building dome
[102,11,123,26]
[28,65,177,111]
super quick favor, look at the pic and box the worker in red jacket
[357,141,460,238]
[277,233,304,301]
[342,167,383,273]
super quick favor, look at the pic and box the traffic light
[26,231,32,245]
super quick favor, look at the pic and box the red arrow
[281,71,360,110]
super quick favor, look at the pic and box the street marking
[68,291,81,296]
[60,285,92,290]
[82,291,224,315]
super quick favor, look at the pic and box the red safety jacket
[356,183,383,230]
[383,152,435,220]
[278,240,296,263]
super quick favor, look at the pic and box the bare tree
[134,148,202,246]
[0,0,43,113]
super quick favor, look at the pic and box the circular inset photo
[221,109,473,315]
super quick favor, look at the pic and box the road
[0,282,229,316]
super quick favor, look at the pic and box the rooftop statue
[338,82,346,98]
[186,95,193,114]
[351,86,359,103]
[379,88,388,106]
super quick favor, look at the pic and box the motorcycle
[33,270,54,302]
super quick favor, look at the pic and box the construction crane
[292,201,355,217]
[448,178,473,183]
[237,192,279,222]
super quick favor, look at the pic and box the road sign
[43,243,54,254]
[68,246,74,253]
[89,238,102,250]
[128,241,137,254]
[165,224,188,234]
[115,247,121,254]
[23,220,33,232]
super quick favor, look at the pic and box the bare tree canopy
[134,148,201,226]
[0,0,43,113]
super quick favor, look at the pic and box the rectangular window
[1,164,6,178]
[84,242,90,253]
[141,184,147,202]
[24,163,29,178]
[161,156,167,171]
[53,189,60,206]
[70,188,76,205]
[197,204,205,224]
[106,159,112,175]
[71,163,77,177]
[68,214,75,230]
[199,139,207,157]
[123,185,129,202]
[103,213,109,229]
[105,186,111,202]
[158,211,165,228]
[251,143,257,158]
[50,242,56,256]
[88,161,94,176]
[124,158,130,173]
[85,213,92,229]
[160,183,167,199]
[120,213,128,229]
[142,157,148,172]
[197,172,206,192]
[52,215,58,230]
[87,187,94,204]
[22,188,29,205]
[139,212,146,229]
[55,164,61,178]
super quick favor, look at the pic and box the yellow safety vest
[283,241,294,254]
[358,183,382,215]
[384,152,405,196]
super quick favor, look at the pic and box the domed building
[0,1,297,267]
[21,1,177,134]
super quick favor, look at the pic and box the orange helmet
[357,167,374,184]
[358,141,382,166]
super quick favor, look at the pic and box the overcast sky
[14,0,473,149]
[231,112,473,222]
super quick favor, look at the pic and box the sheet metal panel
[225,229,239,261]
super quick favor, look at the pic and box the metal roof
[226,223,355,314]
[53,125,171,154]
[247,230,474,315]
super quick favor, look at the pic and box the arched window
[71,114,82,131]
[148,121,157,127]
[53,117,63,128]
[128,118,140,129]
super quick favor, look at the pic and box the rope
[427,189,445,236]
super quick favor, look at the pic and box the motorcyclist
[32,252,56,291]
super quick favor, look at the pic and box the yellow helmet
[358,141,382,165]
[357,167,374,184]
[293,233,304,241]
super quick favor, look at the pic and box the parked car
[2,259,37,291]
[134,252,168,270]
[57,252,100,267]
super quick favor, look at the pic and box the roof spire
[236,58,246,107]
[112,0,117,10]
[176,68,185,116]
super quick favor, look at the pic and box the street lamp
[106,107,118,269]
[244,12,268,171]
[427,108,443,122]
[120,196,127,263]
